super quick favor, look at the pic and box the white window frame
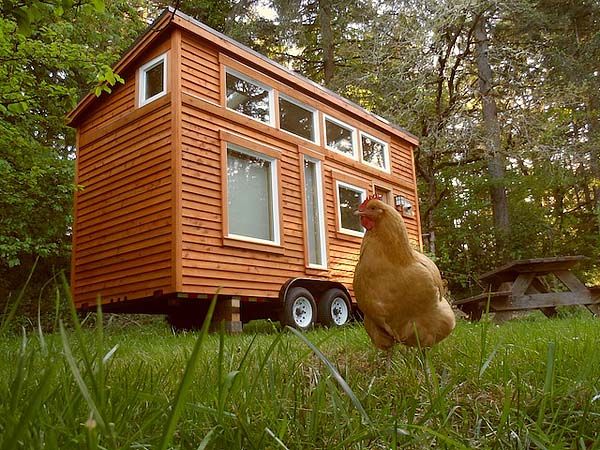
[138,53,168,107]
[225,68,275,126]
[323,114,358,160]
[359,131,390,172]
[226,143,280,246]
[279,94,319,144]
[303,156,327,269]
[335,180,367,237]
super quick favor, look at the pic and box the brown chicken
[353,196,455,349]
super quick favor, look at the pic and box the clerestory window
[225,69,274,124]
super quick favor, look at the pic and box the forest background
[1,0,599,313]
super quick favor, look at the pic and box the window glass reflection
[226,73,271,123]
[325,118,354,156]
[280,98,315,141]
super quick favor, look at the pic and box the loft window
[279,96,317,142]
[139,53,167,106]
[226,69,273,124]
[360,132,389,171]
[336,181,366,236]
[324,116,356,158]
[226,144,279,244]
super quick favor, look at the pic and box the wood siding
[177,31,421,300]
[71,20,420,307]
[72,39,174,307]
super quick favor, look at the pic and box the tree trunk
[474,12,510,252]
[318,0,335,86]
[427,175,437,255]
[589,95,600,233]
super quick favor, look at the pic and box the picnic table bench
[455,256,600,321]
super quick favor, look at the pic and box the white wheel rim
[330,297,349,325]
[293,297,313,327]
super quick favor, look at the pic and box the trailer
[67,8,421,331]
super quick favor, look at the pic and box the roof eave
[66,9,175,127]
[67,7,419,147]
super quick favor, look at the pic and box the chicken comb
[358,194,382,211]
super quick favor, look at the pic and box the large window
[279,96,317,142]
[360,132,389,171]
[226,144,279,244]
[324,116,356,158]
[336,181,366,236]
[139,53,167,106]
[303,157,326,267]
[226,70,273,124]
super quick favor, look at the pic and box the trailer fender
[278,278,353,308]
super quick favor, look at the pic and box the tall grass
[1,285,599,449]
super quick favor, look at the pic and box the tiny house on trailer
[67,8,421,331]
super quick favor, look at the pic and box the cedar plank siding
[72,39,173,307]
[177,30,420,300]
[68,10,421,309]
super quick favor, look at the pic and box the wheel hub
[293,297,313,327]
[330,297,349,325]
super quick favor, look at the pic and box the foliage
[0,0,150,297]
[267,0,600,294]
[1,0,599,302]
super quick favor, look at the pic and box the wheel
[281,287,316,331]
[318,288,351,327]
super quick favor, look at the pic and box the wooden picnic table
[455,256,600,321]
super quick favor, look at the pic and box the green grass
[1,307,599,449]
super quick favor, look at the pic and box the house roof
[67,7,419,145]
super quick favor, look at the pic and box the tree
[268,0,377,86]
[0,0,149,299]
[473,8,510,252]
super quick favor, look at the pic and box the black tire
[281,287,316,331]
[317,288,351,327]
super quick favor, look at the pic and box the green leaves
[0,0,147,278]
[93,64,125,97]
[10,1,107,36]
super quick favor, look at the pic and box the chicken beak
[354,210,366,216]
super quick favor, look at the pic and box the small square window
[336,181,366,236]
[360,132,389,171]
[226,70,273,124]
[279,96,317,142]
[139,53,167,106]
[374,186,392,205]
[324,116,356,158]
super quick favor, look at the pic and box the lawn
[0,305,599,449]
